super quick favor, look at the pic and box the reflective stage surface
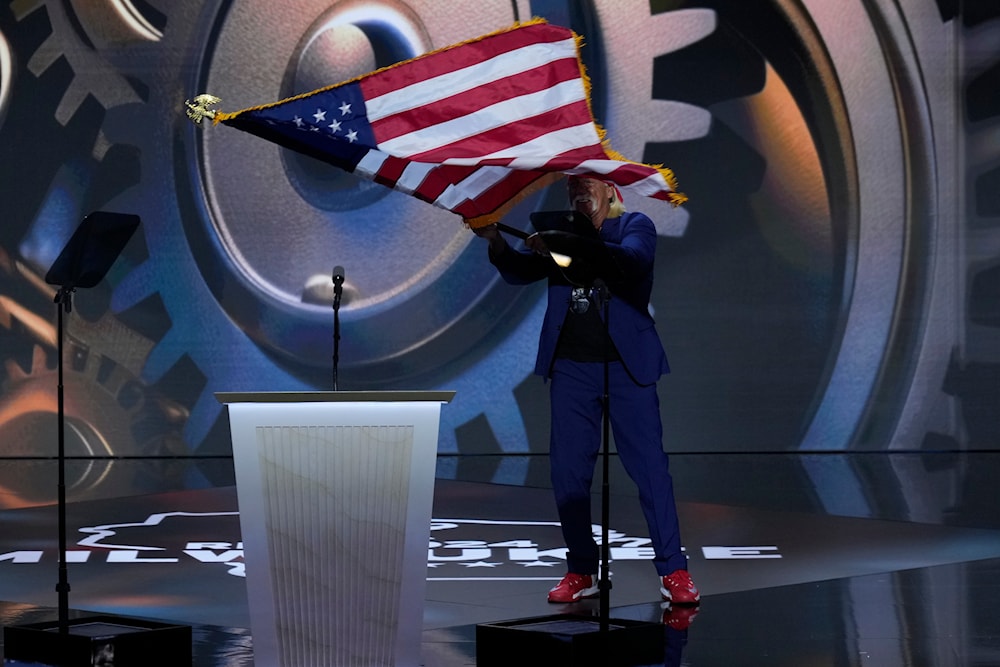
[1,452,999,666]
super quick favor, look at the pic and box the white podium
[216,391,454,667]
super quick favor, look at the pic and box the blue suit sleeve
[603,213,656,282]
[489,244,553,285]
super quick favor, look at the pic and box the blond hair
[607,186,626,218]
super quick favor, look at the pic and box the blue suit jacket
[490,211,670,385]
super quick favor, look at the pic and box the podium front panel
[221,396,447,667]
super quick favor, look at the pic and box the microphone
[332,266,345,299]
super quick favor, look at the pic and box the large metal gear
[176,0,550,473]
[0,244,191,507]
[72,1,727,486]
[176,0,735,482]
[617,0,969,517]
[956,4,1000,655]
[0,0,986,494]
[119,2,540,474]
[943,0,1000,515]
[633,3,988,662]
[0,0,196,504]
[0,1,735,487]
[8,0,155,152]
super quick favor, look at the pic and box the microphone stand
[535,226,623,651]
[592,277,612,635]
[332,269,343,390]
[54,285,74,632]
[530,222,617,635]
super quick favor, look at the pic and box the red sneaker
[547,573,599,603]
[660,570,700,605]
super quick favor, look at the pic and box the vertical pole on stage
[42,212,140,630]
[54,287,71,631]
[597,279,612,637]
[5,210,192,665]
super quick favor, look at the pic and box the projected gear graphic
[0,0,191,502]
[183,0,550,470]
[543,0,981,544]
[952,9,1000,654]
[653,1,967,453]
[0,0,978,494]
[185,0,720,480]
[621,1,978,531]
[942,4,1000,503]
[0,0,552,472]
[1,0,535,471]
[7,0,153,151]
[36,0,725,480]
[0,246,189,506]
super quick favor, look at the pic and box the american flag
[212,19,686,227]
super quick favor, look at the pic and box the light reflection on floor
[1,452,999,666]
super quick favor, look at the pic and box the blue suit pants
[549,358,686,576]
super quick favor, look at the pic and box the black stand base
[475,614,664,667]
[3,615,191,667]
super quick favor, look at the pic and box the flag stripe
[394,161,438,196]
[363,36,578,125]
[436,165,513,210]
[355,149,390,180]
[569,160,672,187]
[384,91,595,162]
[370,57,583,144]
[359,152,485,211]
[359,23,573,101]
[416,164,481,203]
[426,117,603,167]
[371,154,409,189]
[451,169,548,219]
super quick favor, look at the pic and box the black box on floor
[3,615,191,667]
[476,614,664,667]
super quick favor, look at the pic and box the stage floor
[1,452,999,666]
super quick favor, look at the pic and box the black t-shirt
[556,291,621,362]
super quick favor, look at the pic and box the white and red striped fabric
[214,19,685,226]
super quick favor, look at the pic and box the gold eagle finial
[184,94,222,125]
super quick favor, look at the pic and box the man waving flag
[186,19,686,227]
